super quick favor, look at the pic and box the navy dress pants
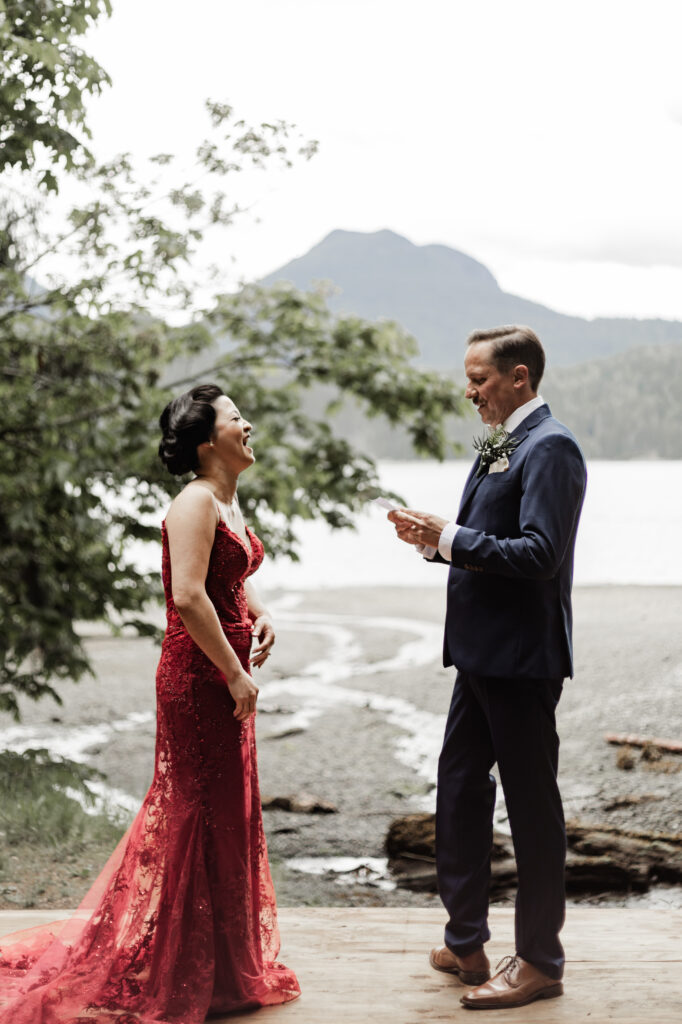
[436,671,566,980]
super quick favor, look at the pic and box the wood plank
[1,908,680,1023]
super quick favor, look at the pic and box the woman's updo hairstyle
[158,383,224,476]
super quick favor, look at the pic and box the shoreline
[0,584,681,910]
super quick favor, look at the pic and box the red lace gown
[0,520,301,1022]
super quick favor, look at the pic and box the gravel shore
[1,585,681,911]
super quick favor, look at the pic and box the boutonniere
[473,425,519,477]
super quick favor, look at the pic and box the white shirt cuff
[437,521,459,562]
[414,521,458,561]
[415,542,438,560]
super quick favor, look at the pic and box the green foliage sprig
[0,748,122,849]
[0,0,113,188]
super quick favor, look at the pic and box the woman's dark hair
[158,384,224,476]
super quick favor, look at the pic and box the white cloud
[73,0,682,317]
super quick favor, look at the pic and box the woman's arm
[244,578,275,669]
[165,486,258,720]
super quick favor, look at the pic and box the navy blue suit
[433,404,586,980]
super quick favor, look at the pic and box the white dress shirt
[419,395,546,561]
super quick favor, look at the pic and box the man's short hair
[466,325,546,391]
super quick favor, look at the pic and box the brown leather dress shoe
[429,945,490,985]
[460,954,563,1010]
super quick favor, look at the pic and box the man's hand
[250,613,275,669]
[388,508,448,548]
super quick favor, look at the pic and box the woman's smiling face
[209,395,255,470]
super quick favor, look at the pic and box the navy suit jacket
[437,404,586,679]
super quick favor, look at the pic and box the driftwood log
[261,792,338,814]
[605,733,682,755]
[386,812,682,895]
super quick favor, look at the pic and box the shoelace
[495,954,522,980]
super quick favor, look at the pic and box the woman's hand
[250,613,275,669]
[226,666,259,720]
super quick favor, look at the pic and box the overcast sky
[84,0,682,321]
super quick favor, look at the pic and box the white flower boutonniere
[488,455,510,474]
[472,426,519,477]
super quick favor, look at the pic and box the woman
[0,384,300,1022]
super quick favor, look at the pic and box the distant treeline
[543,344,682,459]
[310,344,682,461]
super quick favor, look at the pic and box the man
[389,325,586,1010]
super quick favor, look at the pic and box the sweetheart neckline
[216,518,254,559]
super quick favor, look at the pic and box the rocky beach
[1,585,681,912]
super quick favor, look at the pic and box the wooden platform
[1,907,680,1022]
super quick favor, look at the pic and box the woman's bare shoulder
[165,480,218,529]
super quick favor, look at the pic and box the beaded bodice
[162,519,264,632]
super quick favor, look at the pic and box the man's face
[464,341,521,427]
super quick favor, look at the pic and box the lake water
[128,461,682,590]
[256,460,682,590]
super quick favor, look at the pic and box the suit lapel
[457,456,482,516]
[457,457,484,517]
[456,405,551,522]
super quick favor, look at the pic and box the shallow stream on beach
[1,582,681,910]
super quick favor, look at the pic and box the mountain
[260,230,682,457]
[261,229,682,368]
[169,230,682,458]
